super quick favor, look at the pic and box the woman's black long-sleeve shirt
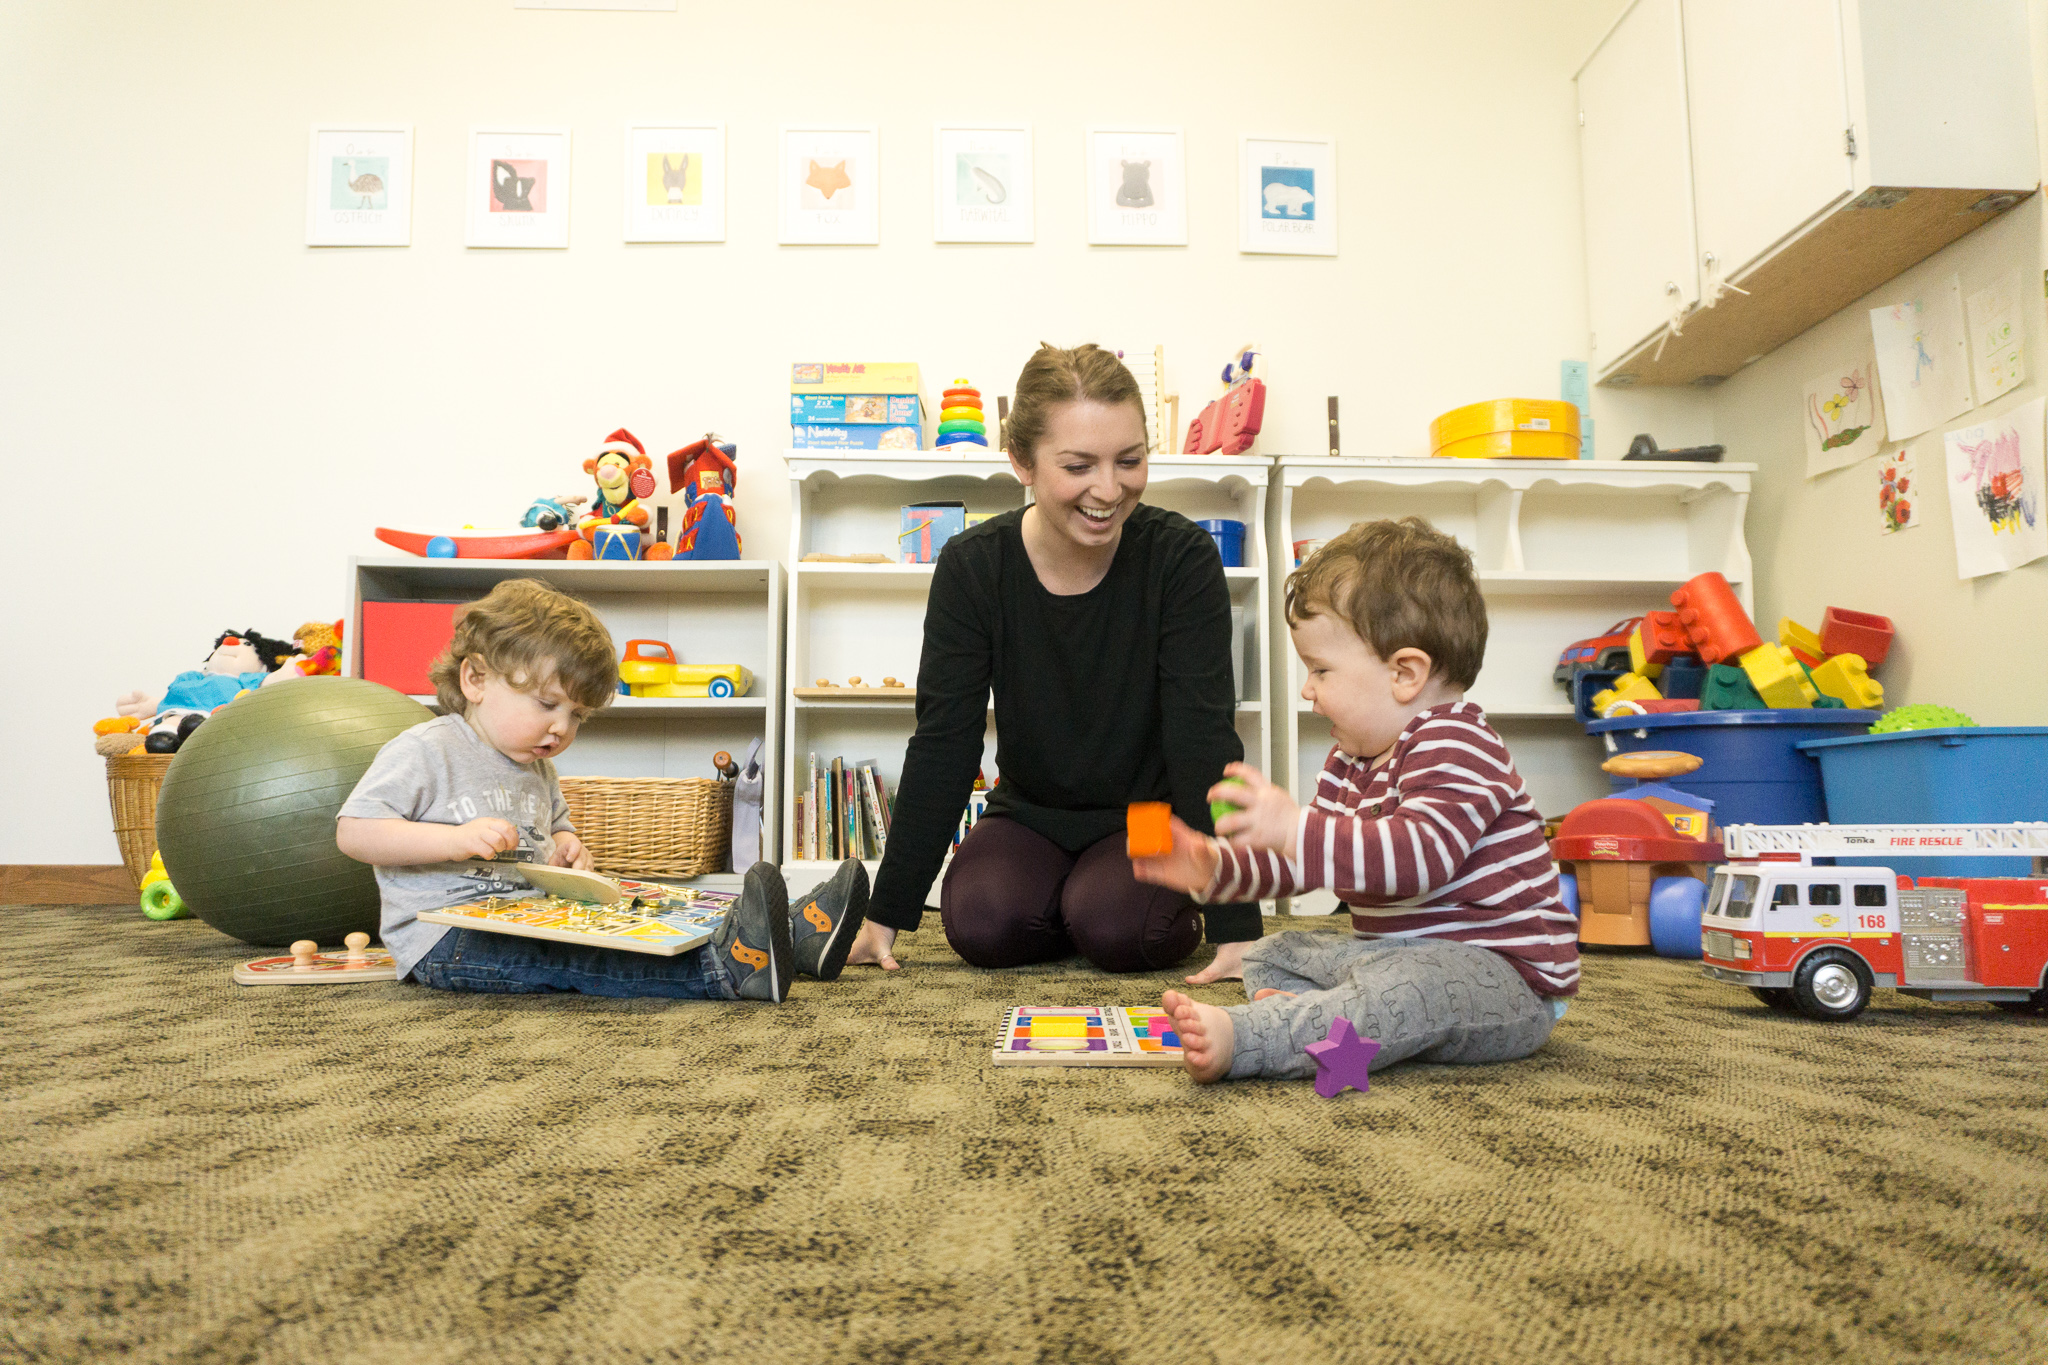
[868,503,1262,941]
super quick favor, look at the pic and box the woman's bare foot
[1161,989,1233,1084]
[1251,988,1297,1002]
[1184,938,1248,985]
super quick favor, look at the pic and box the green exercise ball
[155,678,433,947]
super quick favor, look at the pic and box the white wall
[1706,1,2048,726]
[1,0,1696,865]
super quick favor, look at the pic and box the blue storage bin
[1797,727,2048,876]
[1586,709,1881,826]
[1197,519,1245,567]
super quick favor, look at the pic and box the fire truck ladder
[1722,822,2048,871]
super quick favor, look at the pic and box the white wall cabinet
[780,451,1276,904]
[1267,457,1753,914]
[346,557,784,886]
[1580,0,2037,387]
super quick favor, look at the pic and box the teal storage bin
[1797,727,2048,876]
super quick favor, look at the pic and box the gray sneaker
[789,858,869,981]
[714,862,793,1002]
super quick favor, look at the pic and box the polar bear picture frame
[1240,135,1336,257]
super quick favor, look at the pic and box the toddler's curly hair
[428,579,618,715]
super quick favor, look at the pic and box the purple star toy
[1304,1017,1382,1098]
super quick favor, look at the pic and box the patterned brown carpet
[4,904,2047,1364]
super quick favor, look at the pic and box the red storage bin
[360,601,461,697]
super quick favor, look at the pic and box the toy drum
[594,523,641,561]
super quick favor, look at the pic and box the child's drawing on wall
[1942,398,2048,578]
[1802,359,1885,477]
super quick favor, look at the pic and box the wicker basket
[559,776,733,877]
[106,752,174,890]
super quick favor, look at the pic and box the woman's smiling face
[1011,398,1149,554]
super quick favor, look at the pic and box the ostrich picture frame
[624,123,725,243]
[1240,135,1336,256]
[306,125,413,247]
[779,126,878,246]
[467,127,572,249]
[1086,128,1186,247]
[934,125,1033,244]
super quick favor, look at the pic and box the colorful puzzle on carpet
[992,1005,1185,1068]
[419,879,734,957]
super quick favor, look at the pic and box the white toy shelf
[1268,455,1756,914]
[780,450,1277,905]
[346,555,785,888]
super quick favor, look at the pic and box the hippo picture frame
[1240,135,1337,257]
[1087,128,1186,247]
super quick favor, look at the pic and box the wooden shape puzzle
[235,932,397,986]
[419,879,735,957]
[992,1005,1185,1068]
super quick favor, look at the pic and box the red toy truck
[1699,822,2048,1019]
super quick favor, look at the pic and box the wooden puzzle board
[992,1005,1185,1067]
[235,948,397,986]
[420,880,735,957]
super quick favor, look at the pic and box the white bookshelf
[1267,456,1755,913]
[780,450,1276,903]
[346,555,785,887]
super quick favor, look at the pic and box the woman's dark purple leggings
[940,816,1202,972]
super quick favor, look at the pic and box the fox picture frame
[780,126,879,245]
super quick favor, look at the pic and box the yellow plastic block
[1592,672,1662,715]
[1628,626,1663,679]
[1739,643,1819,709]
[1778,616,1825,665]
[1810,652,1883,709]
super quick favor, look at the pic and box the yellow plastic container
[1429,398,1581,460]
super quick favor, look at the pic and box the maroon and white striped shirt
[1205,702,1578,997]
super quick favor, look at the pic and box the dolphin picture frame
[306,125,413,247]
[624,124,725,243]
[780,126,879,245]
[466,127,572,249]
[1240,135,1336,256]
[1086,128,1186,247]
[934,125,1033,244]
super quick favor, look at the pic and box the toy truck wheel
[1648,876,1705,959]
[708,677,734,698]
[1748,987,1796,1011]
[1790,948,1872,1021]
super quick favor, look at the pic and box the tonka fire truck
[1699,822,2048,1020]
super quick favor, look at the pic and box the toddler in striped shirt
[1134,516,1577,1084]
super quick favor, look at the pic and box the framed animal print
[624,124,725,242]
[466,127,571,249]
[934,125,1032,244]
[780,126,878,245]
[1240,135,1336,256]
[1086,128,1185,247]
[306,125,413,247]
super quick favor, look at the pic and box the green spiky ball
[1870,704,1978,734]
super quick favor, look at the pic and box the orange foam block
[1127,801,1173,858]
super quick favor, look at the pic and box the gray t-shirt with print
[337,714,574,979]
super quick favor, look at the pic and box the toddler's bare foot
[1162,989,1233,1084]
[1251,988,1297,1001]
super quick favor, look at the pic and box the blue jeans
[409,927,737,1000]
